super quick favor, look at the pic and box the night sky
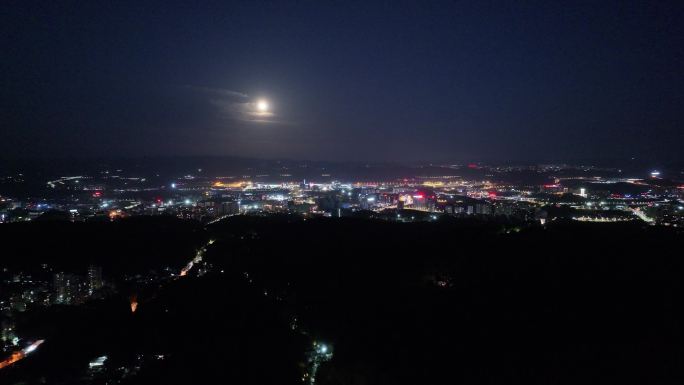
[2,1,683,162]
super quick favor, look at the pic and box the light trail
[0,340,45,370]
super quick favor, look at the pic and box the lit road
[179,239,215,277]
[631,207,655,223]
[206,213,239,225]
[0,340,45,370]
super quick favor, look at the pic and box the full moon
[256,100,269,112]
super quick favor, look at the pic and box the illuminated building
[53,272,81,305]
[87,265,103,295]
[1,319,18,350]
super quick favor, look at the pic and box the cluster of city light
[305,341,333,384]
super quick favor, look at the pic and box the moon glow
[256,100,269,112]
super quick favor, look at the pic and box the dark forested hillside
[2,217,683,384]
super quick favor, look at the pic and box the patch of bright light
[89,355,108,368]
[257,100,269,112]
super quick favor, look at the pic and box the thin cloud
[183,85,249,100]
[186,85,277,124]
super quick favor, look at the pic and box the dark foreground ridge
[1,216,683,384]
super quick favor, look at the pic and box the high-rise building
[53,272,67,304]
[217,201,239,216]
[53,272,81,304]
[87,265,103,295]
